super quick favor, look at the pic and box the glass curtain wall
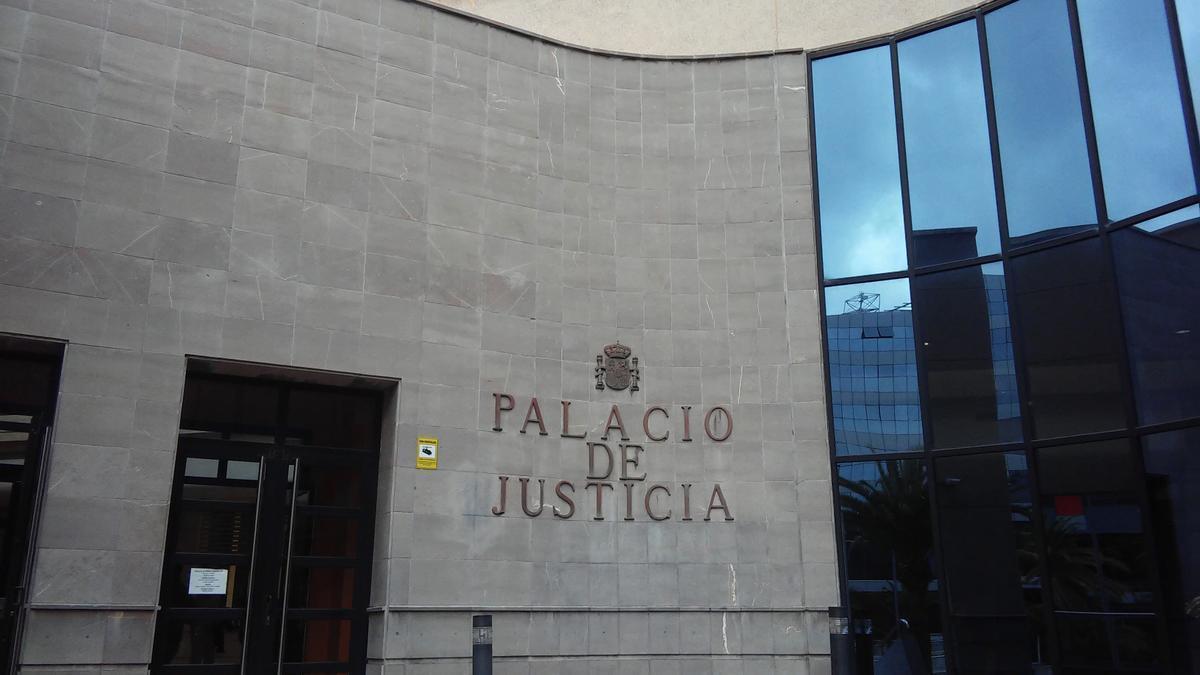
[810,0,1200,672]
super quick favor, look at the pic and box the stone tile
[158,173,234,226]
[15,54,100,111]
[149,261,228,314]
[88,116,169,170]
[9,98,94,155]
[25,13,104,69]
[0,186,79,245]
[0,142,87,198]
[237,147,308,197]
[181,10,251,65]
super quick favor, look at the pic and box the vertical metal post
[472,614,493,675]
[829,606,854,675]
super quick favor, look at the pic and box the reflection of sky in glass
[825,278,921,456]
[1178,0,1200,124]
[899,20,1000,262]
[1079,0,1196,221]
[813,47,907,279]
[1134,204,1200,233]
[987,0,1096,239]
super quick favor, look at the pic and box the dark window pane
[1010,238,1126,438]
[285,388,379,450]
[1112,209,1200,425]
[282,619,352,663]
[899,20,1001,266]
[155,617,244,666]
[813,47,907,279]
[1057,616,1160,670]
[287,566,356,609]
[297,463,364,508]
[986,0,1097,245]
[935,452,1047,672]
[839,460,941,672]
[1143,427,1200,674]
[825,279,922,455]
[1038,440,1154,613]
[914,263,1021,449]
[176,509,255,555]
[292,516,359,557]
[181,378,279,439]
[1079,0,1195,220]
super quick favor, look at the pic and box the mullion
[807,46,861,613]
[889,30,965,672]
[1068,1,1176,667]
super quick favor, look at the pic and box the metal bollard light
[472,614,493,675]
[829,606,853,675]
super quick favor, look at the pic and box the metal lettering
[560,400,586,439]
[585,481,614,520]
[704,484,734,521]
[520,397,548,436]
[644,484,671,521]
[619,444,646,481]
[586,442,614,479]
[601,404,629,441]
[553,480,575,519]
[519,477,545,517]
[642,406,669,441]
[490,475,509,516]
[492,393,515,432]
[703,405,733,442]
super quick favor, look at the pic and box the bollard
[829,606,853,675]
[472,614,493,675]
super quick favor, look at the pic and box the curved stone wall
[424,0,981,56]
[0,0,831,670]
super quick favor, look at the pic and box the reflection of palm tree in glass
[840,460,935,666]
[1014,507,1130,611]
[1014,506,1154,665]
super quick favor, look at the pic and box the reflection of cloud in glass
[1133,204,1200,234]
[1177,0,1200,124]
[813,46,907,279]
[987,0,1096,237]
[1079,0,1195,221]
[899,20,1000,261]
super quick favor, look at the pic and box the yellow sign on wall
[416,437,438,470]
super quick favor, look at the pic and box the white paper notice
[187,567,229,595]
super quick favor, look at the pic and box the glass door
[152,375,380,675]
[0,346,63,673]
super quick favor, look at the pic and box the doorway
[151,372,382,674]
[0,338,63,672]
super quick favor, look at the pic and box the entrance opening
[0,336,63,672]
[152,366,385,674]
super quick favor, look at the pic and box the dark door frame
[151,375,382,675]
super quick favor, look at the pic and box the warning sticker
[416,436,438,470]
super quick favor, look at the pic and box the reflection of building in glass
[814,0,1200,671]
[985,271,1020,423]
[827,298,921,455]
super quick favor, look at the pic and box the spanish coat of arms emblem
[595,342,639,392]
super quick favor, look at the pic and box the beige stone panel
[428,0,781,56]
[778,0,981,51]
[424,0,983,55]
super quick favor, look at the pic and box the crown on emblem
[603,342,631,359]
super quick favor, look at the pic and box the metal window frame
[151,373,383,674]
[808,0,1200,671]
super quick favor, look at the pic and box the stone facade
[0,0,831,671]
